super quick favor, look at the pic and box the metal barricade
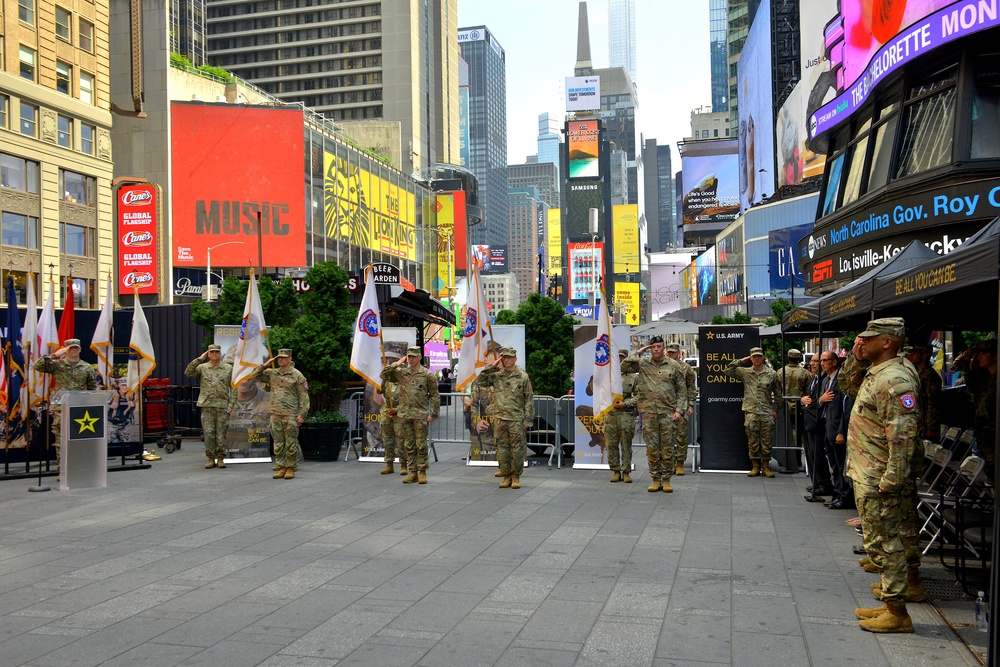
[774,396,807,474]
[429,393,472,459]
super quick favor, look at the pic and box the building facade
[508,162,559,210]
[688,107,730,141]
[608,0,635,84]
[709,0,728,112]
[643,139,677,252]
[1,0,114,308]
[481,272,519,313]
[508,186,539,302]
[537,112,561,182]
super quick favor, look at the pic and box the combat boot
[417,471,427,484]
[858,603,913,633]
[283,468,295,479]
[380,463,394,475]
[855,604,888,620]
[205,459,217,469]
[273,467,286,479]
[610,471,622,483]
[761,461,775,478]
[675,462,685,476]
[216,458,226,469]
[661,480,673,493]
[870,580,925,603]
[272,464,282,471]
[860,557,883,573]
[511,476,521,489]
[403,471,418,484]
[499,476,512,488]
[747,461,760,477]
[495,469,505,477]
[622,472,633,483]
[647,479,661,492]
[906,567,926,603]
[399,462,409,475]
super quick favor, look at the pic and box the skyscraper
[171,0,207,66]
[726,0,762,132]
[459,25,508,247]
[537,113,561,183]
[709,0,728,112]
[609,0,636,84]
[643,139,677,251]
[508,187,541,302]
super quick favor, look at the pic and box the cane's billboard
[117,184,159,295]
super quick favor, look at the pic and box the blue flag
[4,277,25,442]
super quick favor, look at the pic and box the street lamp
[205,241,245,301]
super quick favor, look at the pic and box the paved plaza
[0,443,988,667]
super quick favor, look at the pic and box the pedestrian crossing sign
[68,406,105,440]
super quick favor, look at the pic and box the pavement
[0,442,989,667]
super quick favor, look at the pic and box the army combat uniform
[725,349,780,476]
[468,372,496,461]
[604,349,638,481]
[777,352,811,448]
[251,350,309,478]
[36,341,98,467]
[377,378,404,473]
[380,348,439,483]
[185,347,233,467]
[477,347,533,488]
[673,350,697,474]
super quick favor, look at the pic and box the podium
[59,391,116,491]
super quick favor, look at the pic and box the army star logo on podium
[69,406,105,440]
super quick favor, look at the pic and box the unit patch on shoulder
[899,393,916,409]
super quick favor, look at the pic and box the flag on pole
[91,276,114,388]
[230,269,268,388]
[20,274,37,408]
[126,294,156,393]
[57,277,76,346]
[350,268,383,387]
[454,265,492,391]
[4,277,25,435]
[29,283,59,407]
[592,285,622,420]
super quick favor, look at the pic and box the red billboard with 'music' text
[171,103,306,268]
[117,184,159,295]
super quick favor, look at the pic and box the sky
[457,0,712,165]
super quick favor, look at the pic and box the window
[81,124,95,155]
[971,55,1000,159]
[19,45,36,81]
[60,222,93,256]
[19,102,37,137]
[57,116,72,148]
[79,19,94,53]
[18,0,34,25]
[821,153,844,217]
[2,212,39,249]
[1,154,39,193]
[56,61,72,95]
[80,71,95,104]
[56,6,72,42]
[896,65,958,179]
[60,169,96,206]
[0,95,7,130]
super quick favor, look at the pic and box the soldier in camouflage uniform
[725,347,780,477]
[36,338,98,471]
[376,372,404,475]
[666,342,697,476]
[905,344,942,442]
[185,344,234,469]
[776,349,811,453]
[464,342,500,474]
[604,348,638,483]
[477,346,533,489]
[954,339,996,483]
[840,318,918,634]
[381,346,439,485]
[251,349,310,480]
[621,336,687,493]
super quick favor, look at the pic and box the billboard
[432,191,466,299]
[612,204,640,274]
[117,184,159,295]
[568,242,604,301]
[649,260,686,318]
[565,75,601,112]
[810,0,988,140]
[567,120,600,179]
[614,281,640,325]
[737,0,775,211]
[695,248,717,307]
[769,222,812,294]
[716,226,744,305]
[681,153,740,226]
[547,208,562,273]
[566,179,603,240]
[324,152,418,261]
[471,244,508,274]
[171,104,306,268]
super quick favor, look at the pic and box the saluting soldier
[464,341,500,473]
[604,348,638,484]
[477,346,533,490]
[381,346,439,485]
[37,338,98,470]
[376,367,404,476]
[620,336,688,493]
[185,344,234,469]
[725,347,780,477]
[252,349,310,480]
[665,342,697,476]
[776,348,811,469]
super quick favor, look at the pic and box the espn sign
[117,184,159,296]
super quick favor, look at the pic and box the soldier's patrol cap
[858,317,905,338]
[276,348,293,357]
[618,348,630,357]
[64,338,81,348]
[207,344,222,352]
[749,347,764,356]
[500,346,517,357]
[666,342,680,352]
[406,346,422,357]
[975,338,997,354]
[908,344,932,355]
[649,335,664,345]
[787,348,802,359]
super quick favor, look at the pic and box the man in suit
[801,355,833,496]
[816,351,855,509]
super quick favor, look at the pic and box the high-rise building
[459,25,508,247]
[171,0,207,66]
[206,0,460,176]
[726,0,762,132]
[709,0,728,112]
[508,162,559,209]
[481,273,520,313]
[508,186,540,301]
[1,0,115,308]
[642,139,677,251]
[537,113,561,182]
[609,0,636,84]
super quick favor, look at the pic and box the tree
[494,294,574,396]
[191,275,301,345]
[711,310,751,325]
[762,298,809,368]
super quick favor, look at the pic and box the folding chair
[948,430,976,462]
[938,426,961,451]
[919,455,987,556]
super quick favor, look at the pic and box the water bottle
[975,591,988,632]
